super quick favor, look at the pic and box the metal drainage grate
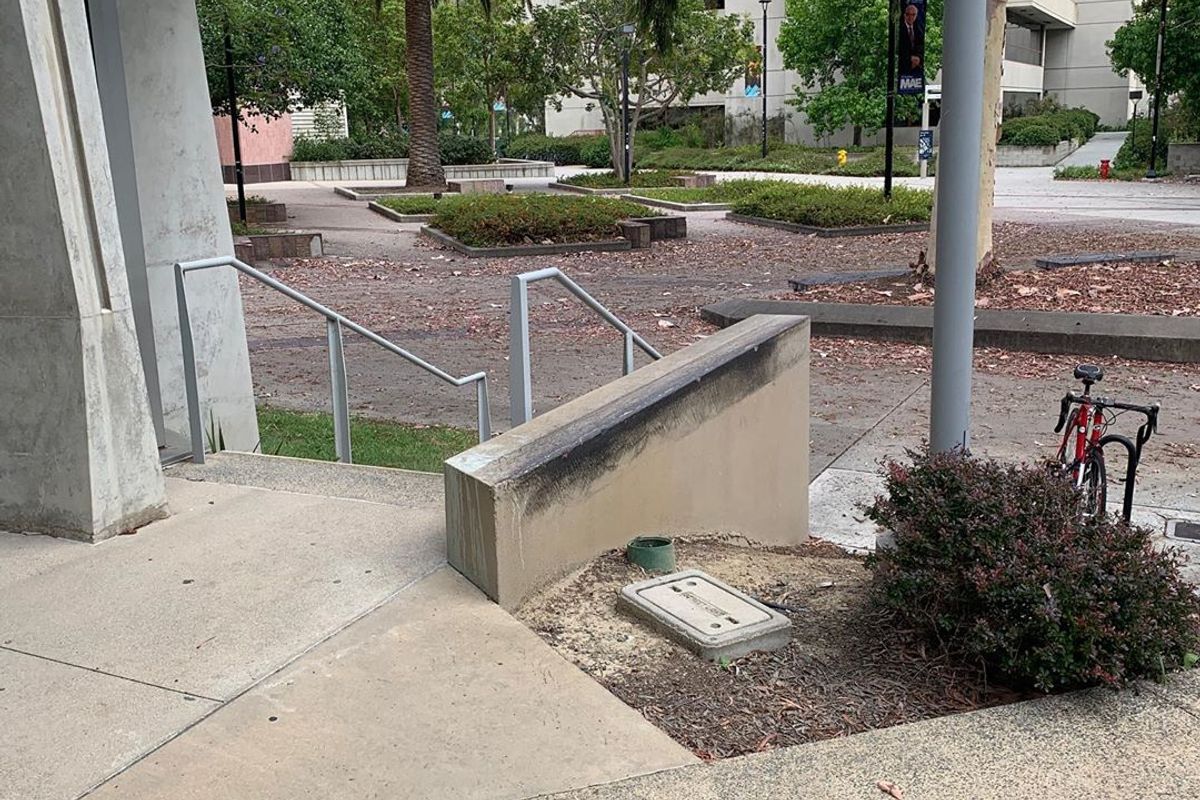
[1166,520,1200,543]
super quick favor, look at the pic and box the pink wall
[213,112,293,165]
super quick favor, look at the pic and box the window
[1004,22,1043,66]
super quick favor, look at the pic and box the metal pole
[1147,0,1167,179]
[174,265,207,464]
[509,276,533,426]
[929,0,987,453]
[623,43,632,185]
[920,94,930,179]
[476,378,492,442]
[327,319,352,463]
[224,27,247,222]
[883,0,897,198]
[761,0,769,158]
[623,331,635,375]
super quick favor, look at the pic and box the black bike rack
[1099,422,1155,523]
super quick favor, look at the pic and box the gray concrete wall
[289,158,555,182]
[1043,0,1134,127]
[1,0,166,540]
[996,138,1079,166]
[1167,143,1200,175]
[445,315,811,610]
[117,0,259,451]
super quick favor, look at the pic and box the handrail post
[326,319,352,463]
[476,377,492,441]
[174,264,206,464]
[509,276,533,427]
[623,331,635,375]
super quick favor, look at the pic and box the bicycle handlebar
[1053,391,1159,435]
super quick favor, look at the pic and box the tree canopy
[1109,0,1200,138]
[777,0,943,140]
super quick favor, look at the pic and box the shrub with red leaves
[866,449,1200,691]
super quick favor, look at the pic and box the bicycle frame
[1058,392,1105,489]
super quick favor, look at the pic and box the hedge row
[501,134,611,167]
[291,132,493,165]
[999,107,1099,147]
[732,182,932,228]
[429,194,654,247]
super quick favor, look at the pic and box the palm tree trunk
[405,0,445,187]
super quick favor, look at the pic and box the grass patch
[429,193,657,248]
[637,144,929,177]
[732,183,932,228]
[256,407,475,473]
[631,179,791,203]
[377,195,441,214]
[559,169,691,189]
[227,195,272,205]
[1053,165,1155,181]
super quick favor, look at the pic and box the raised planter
[234,231,324,261]
[334,186,440,202]
[996,138,1079,167]
[1167,142,1200,175]
[447,179,506,194]
[1035,251,1175,270]
[368,201,434,224]
[420,226,632,258]
[726,212,929,238]
[622,193,734,212]
[227,202,287,224]
[290,157,554,183]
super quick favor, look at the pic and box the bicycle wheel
[1081,449,1107,517]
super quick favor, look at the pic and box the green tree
[1109,0,1200,139]
[544,0,754,178]
[347,0,407,134]
[777,0,943,143]
[197,0,365,120]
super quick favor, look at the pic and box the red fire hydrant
[1099,159,1111,179]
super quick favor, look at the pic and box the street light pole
[760,0,771,158]
[929,0,987,453]
[1147,0,1168,179]
[621,23,635,185]
[883,0,897,198]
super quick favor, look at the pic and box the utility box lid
[617,569,791,661]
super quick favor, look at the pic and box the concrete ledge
[622,194,734,212]
[726,212,929,238]
[1035,251,1175,269]
[291,157,553,183]
[367,201,434,224]
[788,268,910,291]
[420,226,632,258]
[701,299,1200,363]
[235,231,324,261]
[552,182,633,195]
[996,138,1079,167]
[445,315,812,609]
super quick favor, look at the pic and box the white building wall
[1043,0,1135,126]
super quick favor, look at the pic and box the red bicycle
[1054,364,1159,521]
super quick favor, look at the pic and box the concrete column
[0,0,166,540]
[115,0,259,451]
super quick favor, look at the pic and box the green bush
[999,106,1099,146]
[732,183,932,228]
[377,195,441,214]
[560,169,689,189]
[429,194,655,247]
[1005,123,1063,147]
[639,126,686,150]
[1115,118,1169,170]
[633,178,792,203]
[1053,165,1101,180]
[291,132,492,165]
[636,143,924,177]
[503,134,611,167]
[866,449,1200,691]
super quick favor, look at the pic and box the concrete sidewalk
[1058,131,1127,167]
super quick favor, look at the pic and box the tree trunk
[925,0,1006,278]
[489,102,497,155]
[404,0,445,188]
[853,125,862,147]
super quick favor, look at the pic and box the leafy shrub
[560,169,689,189]
[1115,118,1169,170]
[999,106,1099,146]
[1053,165,1101,180]
[637,143,924,177]
[226,195,272,205]
[640,126,686,150]
[503,134,610,167]
[866,449,1200,691]
[732,183,932,227]
[377,195,440,214]
[429,194,656,247]
[633,179,792,204]
[291,132,491,165]
[1004,123,1063,147]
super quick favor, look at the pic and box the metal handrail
[509,267,662,426]
[174,256,491,465]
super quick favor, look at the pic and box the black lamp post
[224,25,247,223]
[621,23,636,185]
[1146,0,1167,178]
[760,0,770,158]
[1130,88,1143,157]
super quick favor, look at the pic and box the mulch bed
[782,259,1200,318]
[518,538,1030,760]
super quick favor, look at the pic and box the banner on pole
[897,0,926,96]
[918,129,933,160]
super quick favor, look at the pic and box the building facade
[544,0,1140,145]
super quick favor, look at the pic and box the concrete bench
[447,179,506,194]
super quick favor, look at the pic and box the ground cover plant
[256,407,474,472]
[1054,165,1149,181]
[637,143,927,177]
[558,169,691,189]
[231,220,274,236]
[631,179,788,203]
[732,183,932,228]
[866,449,1200,690]
[377,195,442,215]
[999,105,1099,146]
[291,131,492,165]
[428,194,657,247]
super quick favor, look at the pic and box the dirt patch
[517,537,1027,760]
[781,259,1200,317]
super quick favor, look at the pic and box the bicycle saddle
[1074,364,1104,384]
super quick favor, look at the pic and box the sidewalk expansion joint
[818,377,929,479]
[0,645,221,703]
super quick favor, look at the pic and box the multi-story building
[544,0,1142,145]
